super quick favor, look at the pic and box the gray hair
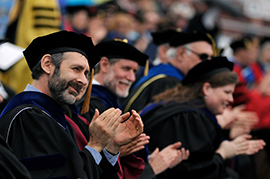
[94,58,120,74]
[166,44,192,59]
[31,52,64,80]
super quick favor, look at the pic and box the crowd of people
[1,0,270,179]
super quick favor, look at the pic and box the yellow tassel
[176,28,182,32]
[206,33,217,57]
[144,60,149,76]
[114,38,128,43]
[81,69,94,114]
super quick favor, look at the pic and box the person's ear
[176,46,185,62]
[40,54,53,75]
[99,57,110,73]
[159,45,168,56]
[202,82,212,96]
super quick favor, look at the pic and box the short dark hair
[31,53,64,80]
[94,58,120,74]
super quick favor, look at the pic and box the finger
[183,149,190,160]
[97,107,115,122]
[136,139,150,147]
[100,108,122,132]
[170,142,182,149]
[136,134,150,142]
[120,112,130,123]
[243,134,252,140]
[131,109,139,115]
[135,121,144,134]
[133,116,144,133]
[108,108,123,128]
[151,148,159,156]
[129,146,146,154]
[92,108,100,120]
[131,110,142,122]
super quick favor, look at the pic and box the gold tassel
[81,69,95,114]
[144,60,149,76]
[206,33,217,57]
[114,38,128,43]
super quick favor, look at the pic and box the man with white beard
[76,39,149,121]
[76,39,189,179]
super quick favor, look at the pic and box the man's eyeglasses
[184,47,213,61]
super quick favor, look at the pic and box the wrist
[104,148,119,156]
[105,142,120,155]
[87,140,104,153]
[216,148,226,159]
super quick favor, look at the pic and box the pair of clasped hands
[87,108,143,155]
[87,107,190,175]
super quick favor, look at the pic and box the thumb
[235,104,246,111]
[170,141,182,149]
[151,148,159,156]
[243,134,252,140]
[120,112,130,123]
[92,109,100,121]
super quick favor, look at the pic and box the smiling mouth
[67,80,83,94]
[119,81,132,87]
[68,86,78,95]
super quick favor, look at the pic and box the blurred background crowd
[1,0,270,93]
[1,0,270,178]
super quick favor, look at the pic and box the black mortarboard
[0,39,7,44]
[182,56,234,85]
[169,31,213,47]
[230,37,254,52]
[81,39,149,114]
[23,30,100,71]
[151,29,182,46]
[95,0,121,12]
[95,39,149,66]
[66,5,91,16]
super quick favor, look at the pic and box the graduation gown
[119,64,183,113]
[64,104,90,148]
[0,91,117,179]
[64,104,120,179]
[76,84,149,179]
[0,135,32,179]
[140,101,234,179]
[76,84,123,123]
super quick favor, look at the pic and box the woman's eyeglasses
[184,47,213,61]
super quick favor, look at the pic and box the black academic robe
[76,84,154,179]
[140,101,236,179]
[76,84,123,124]
[119,64,184,113]
[64,104,120,179]
[0,135,32,179]
[0,91,118,179]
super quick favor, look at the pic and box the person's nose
[126,71,136,82]
[228,93,234,103]
[78,72,88,87]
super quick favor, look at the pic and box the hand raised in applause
[87,108,122,153]
[229,105,259,139]
[120,133,150,157]
[105,109,144,154]
[149,142,190,175]
[216,134,265,159]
